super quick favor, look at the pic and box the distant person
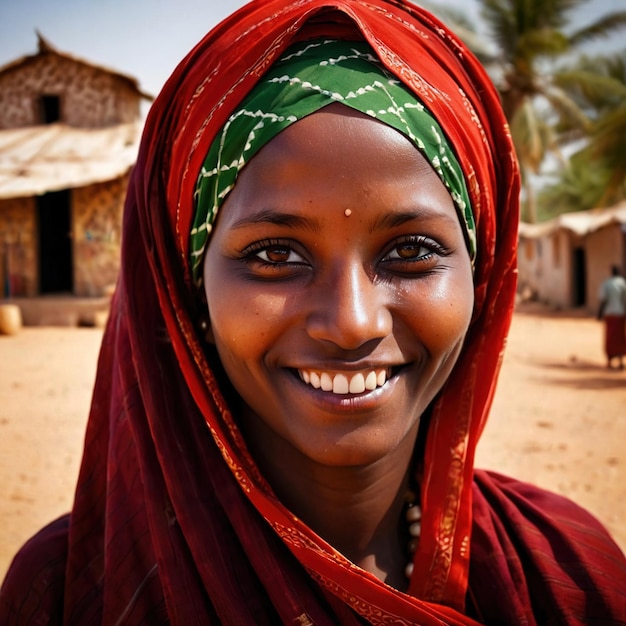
[1,1,626,624]
[597,264,626,369]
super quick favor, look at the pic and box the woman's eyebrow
[230,209,322,233]
[369,210,459,233]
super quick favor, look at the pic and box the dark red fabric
[2,1,626,624]
[3,473,626,624]
[468,471,626,625]
[604,315,626,358]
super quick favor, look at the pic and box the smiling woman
[202,103,475,589]
[1,1,626,625]
[203,101,474,469]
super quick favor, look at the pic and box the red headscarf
[143,0,518,612]
[2,1,625,624]
[133,0,518,617]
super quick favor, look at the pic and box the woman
[2,1,625,624]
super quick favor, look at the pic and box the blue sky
[0,0,623,98]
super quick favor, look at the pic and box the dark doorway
[572,247,586,307]
[39,94,61,123]
[37,190,73,294]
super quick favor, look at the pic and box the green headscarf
[191,38,476,284]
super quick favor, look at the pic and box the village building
[517,202,626,313]
[0,33,152,309]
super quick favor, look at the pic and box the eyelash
[241,239,308,269]
[239,236,448,273]
[381,235,446,266]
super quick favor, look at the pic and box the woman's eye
[256,246,304,264]
[382,238,435,263]
[241,240,308,268]
[389,243,428,260]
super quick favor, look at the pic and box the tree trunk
[523,175,537,223]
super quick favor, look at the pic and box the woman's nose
[305,261,393,350]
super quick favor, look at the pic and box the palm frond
[554,68,626,112]
[569,12,626,47]
[514,29,570,59]
[591,105,626,163]
[537,153,609,216]
[479,0,519,58]
[541,84,592,130]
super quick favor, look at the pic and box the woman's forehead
[210,107,463,240]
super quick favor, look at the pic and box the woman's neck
[242,411,419,590]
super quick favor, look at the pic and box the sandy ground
[0,304,625,582]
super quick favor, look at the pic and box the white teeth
[320,372,333,391]
[298,368,390,395]
[365,371,377,390]
[349,373,365,394]
[333,374,349,394]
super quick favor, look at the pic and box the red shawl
[2,1,625,624]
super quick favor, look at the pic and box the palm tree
[539,49,626,212]
[592,103,626,205]
[574,51,626,205]
[537,151,613,216]
[424,0,626,221]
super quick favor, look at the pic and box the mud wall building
[518,203,626,313]
[0,34,151,297]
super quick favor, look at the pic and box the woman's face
[203,104,474,468]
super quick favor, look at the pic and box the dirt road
[1,304,625,581]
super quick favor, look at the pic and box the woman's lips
[297,368,391,395]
